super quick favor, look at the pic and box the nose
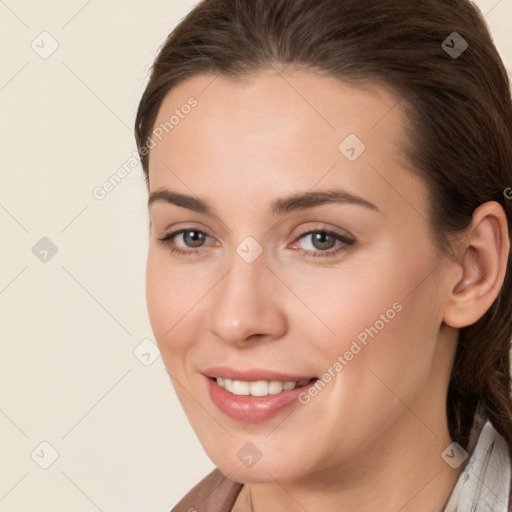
[207,251,288,347]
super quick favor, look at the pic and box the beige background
[0,1,511,510]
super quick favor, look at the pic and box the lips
[203,366,319,422]
[203,366,316,382]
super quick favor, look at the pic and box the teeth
[251,380,273,396]
[231,380,250,395]
[268,381,284,395]
[283,381,296,391]
[224,378,233,392]
[215,378,311,396]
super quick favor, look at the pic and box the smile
[206,374,319,422]
[215,377,312,396]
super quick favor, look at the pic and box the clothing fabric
[171,405,511,512]
[171,468,242,512]
[442,405,511,512]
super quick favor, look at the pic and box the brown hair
[135,0,512,452]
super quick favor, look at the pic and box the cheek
[315,248,443,413]
[283,253,444,461]
[293,239,442,381]
[145,252,170,341]
[278,254,410,358]
[145,250,203,362]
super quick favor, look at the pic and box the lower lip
[206,376,318,422]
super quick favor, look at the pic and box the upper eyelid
[157,218,353,237]
[294,224,354,239]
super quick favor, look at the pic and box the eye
[157,229,213,255]
[157,227,355,259]
[294,229,355,258]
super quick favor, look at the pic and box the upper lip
[203,366,317,382]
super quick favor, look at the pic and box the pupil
[184,230,204,247]
[312,232,335,250]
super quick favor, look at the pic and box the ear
[443,201,510,329]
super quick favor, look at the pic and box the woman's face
[146,70,456,483]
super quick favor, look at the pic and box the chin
[214,455,303,484]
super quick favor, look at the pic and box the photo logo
[31,31,59,59]
[441,442,468,469]
[236,236,263,264]
[31,441,59,469]
[133,338,161,367]
[32,237,58,263]
[442,32,468,59]
[93,97,198,201]
[338,133,366,162]
[237,442,263,468]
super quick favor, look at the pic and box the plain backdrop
[0,1,511,510]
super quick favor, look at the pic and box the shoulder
[170,468,244,512]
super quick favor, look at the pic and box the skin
[145,69,509,512]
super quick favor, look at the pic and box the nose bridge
[208,247,286,344]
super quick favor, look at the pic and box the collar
[443,404,511,512]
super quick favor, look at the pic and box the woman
[135,0,512,510]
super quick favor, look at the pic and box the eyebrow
[147,188,380,215]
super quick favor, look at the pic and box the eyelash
[157,227,355,259]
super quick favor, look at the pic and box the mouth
[208,376,317,396]
[205,373,320,422]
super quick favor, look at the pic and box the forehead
[150,69,408,152]
[147,69,426,221]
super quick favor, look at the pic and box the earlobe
[443,201,510,329]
